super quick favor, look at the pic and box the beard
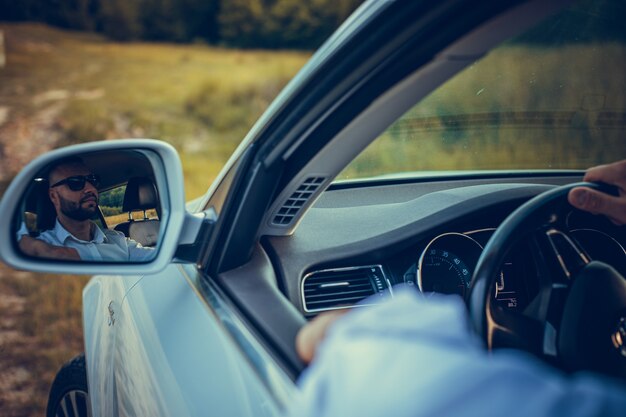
[59,193,99,221]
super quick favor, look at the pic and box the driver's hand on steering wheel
[568,159,626,225]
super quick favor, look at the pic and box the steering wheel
[469,182,626,379]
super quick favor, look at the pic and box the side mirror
[0,139,193,275]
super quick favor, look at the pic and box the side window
[340,0,626,180]
[99,185,127,228]
[100,183,160,229]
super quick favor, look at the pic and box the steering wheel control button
[612,316,626,358]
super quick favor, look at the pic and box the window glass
[339,0,626,180]
[99,185,127,228]
[100,184,159,229]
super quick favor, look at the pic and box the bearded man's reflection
[19,157,154,261]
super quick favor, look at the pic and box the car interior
[201,0,626,382]
[113,176,161,247]
[20,150,161,247]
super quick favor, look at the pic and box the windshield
[339,0,626,181]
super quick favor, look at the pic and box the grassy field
[340,43,626,179]
[0,22,309,198]
[0,23,309,417]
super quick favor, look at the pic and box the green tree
[48,0,99,30]
[99,0,142,41]
[218,0,264,47]
[219,0,362,49]
[178,0,220,42]
[1,0,364,47]
[140,0,186,41]
[263,0,318,48]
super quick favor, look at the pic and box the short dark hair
[47,156,87,183]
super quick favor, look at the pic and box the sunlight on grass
[0,23,310,199]
[340,44,626,179]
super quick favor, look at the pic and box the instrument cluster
[404,222,626,312]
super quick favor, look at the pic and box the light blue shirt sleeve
[288,287,626,417]
[91,229,155,262]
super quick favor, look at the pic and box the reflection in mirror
[15,150,161,263]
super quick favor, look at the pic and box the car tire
[46,354,90,417]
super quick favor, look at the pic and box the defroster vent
[272,176,326,226]
[302,265,390,313]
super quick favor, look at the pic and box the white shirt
[25,220,154,262]
[289,287,626,417]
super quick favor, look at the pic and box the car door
[82,276,132,417]
[110,263,290,417]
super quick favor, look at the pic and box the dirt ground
[0,234,86,416]
[0,272,41,417]
[0,264,88,417]
[0,26,87,416]
[0,267,36,416]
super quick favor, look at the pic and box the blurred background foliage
[0,0,362,48]
[0,23,311,199]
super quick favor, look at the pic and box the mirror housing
[0,139,193,275]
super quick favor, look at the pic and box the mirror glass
[15,150,162,263]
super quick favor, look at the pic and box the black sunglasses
[50,174,101,191]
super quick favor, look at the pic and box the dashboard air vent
[272,176,326,226]
[302,265,389,313]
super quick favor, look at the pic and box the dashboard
[407,228,529,311]
[391,220,626,315]
[264,174,626,317]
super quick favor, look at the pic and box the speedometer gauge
[420,249,472,296]
[418,233,483,298]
